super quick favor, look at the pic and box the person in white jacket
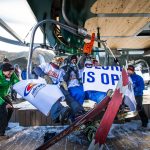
[33,56,85,124]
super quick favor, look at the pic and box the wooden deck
[105,121,150,150]
[10,100,96,126]
[0,125,88,150]
[0,121,150,150]
[3,95,149,149]
[10,101,52,126]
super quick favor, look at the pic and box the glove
[6,103,13,109]
[114,58,119,64]
[43,75,53,84]
[60,81,68,91]
[107,89,113,97]
[3,95,13,105]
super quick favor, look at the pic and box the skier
[61,55,85,105]
[0,63,19,140]
[127,65,148,127]
[78,54,107,104]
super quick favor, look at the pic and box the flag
[83,33,95,54]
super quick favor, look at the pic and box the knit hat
[92,59,98,64]
[70,55,77,61]
[2,63,14,71]
[127,65,135,72]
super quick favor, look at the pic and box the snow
[108,120,150,138]
[2,120,150,150]
[6,122,68,136]
[6,120,150,142]
[5,122,69,145]
[13,99,96,111]
[13,101,36,110]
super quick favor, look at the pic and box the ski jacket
[61,64,81,88]
[0,70,19,105]
[130,73,144,96]
[39,62,64,84]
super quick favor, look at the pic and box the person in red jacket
[127,65,148,127]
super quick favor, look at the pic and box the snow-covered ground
[6,120,150,140]
[2,120,149,150]
[108,120,150,138]
[2,123,88,150]
[6,122,68,140]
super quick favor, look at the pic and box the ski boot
[44,132,56,143]
[59,106,72,125]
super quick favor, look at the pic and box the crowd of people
[33,54,107,124]
[0,54,149,141]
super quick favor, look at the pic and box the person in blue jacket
[127,65,148,127]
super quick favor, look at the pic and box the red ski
[36,95,111,150]
[89,69,129,149]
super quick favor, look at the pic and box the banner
[83,66,136,111]
[124,78,137,111]
[83,66,122,92]
[13,78,65,116]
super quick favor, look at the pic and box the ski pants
[135,96,148,125]
[50,99,68,122]
[50,86,85,121]
[0,103,7,136]
[60,85,84,115]
[0,96,13,136]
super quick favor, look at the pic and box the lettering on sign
[48,70,59,78]
[83,66,122,92]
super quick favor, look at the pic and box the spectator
[0,63,19,140]
[21,69,27,80]
[0,57,10,69]
[14,64,22,80]
[127,65,148,127]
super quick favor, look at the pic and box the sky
[0,0,43,52]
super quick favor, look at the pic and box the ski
[36,95,111,150]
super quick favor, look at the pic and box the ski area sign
[83,66,122,92]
